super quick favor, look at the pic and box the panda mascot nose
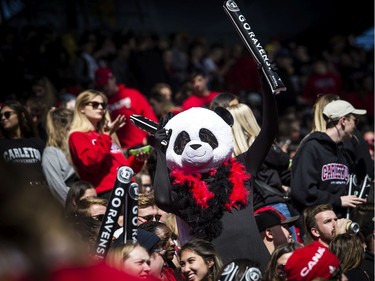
[190,144,201,150]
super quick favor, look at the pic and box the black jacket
[291,132,352,218]
[254,144,291,210]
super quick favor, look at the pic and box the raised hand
[154,112,174,152]
[340,195,366,208]
[103,114,126,136]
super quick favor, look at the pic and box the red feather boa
[170,158,250,210]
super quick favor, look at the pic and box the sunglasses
[346,116,359,126]
[0,111,15,119]
[139,214,162,222]
[86,101,107,110]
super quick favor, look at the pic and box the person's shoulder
[209,91,220,97]
[118,84,146,97]
[182,95,201,110]
[69,131,84,138]
[301,132,332,145]
[69,131,96,141]
[43,146,60,154]
[21,137,45,148]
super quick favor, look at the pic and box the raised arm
[152,114,180,213]
[241,73,279,175]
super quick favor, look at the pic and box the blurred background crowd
[0,1,373,280]
[0,0,373,145]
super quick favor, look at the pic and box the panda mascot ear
[214,106,234,127]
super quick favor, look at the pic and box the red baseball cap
[95,67,113,88]
[284,241,340,280]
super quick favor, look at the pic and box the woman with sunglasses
[68,89,148,199]
[0,100,47,186]
[263,242,301,281]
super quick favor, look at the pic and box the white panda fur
[164,107,233,174]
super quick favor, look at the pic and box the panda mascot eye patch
[199,128,219,149]
[174,131,191,155]
[164,107,234,174]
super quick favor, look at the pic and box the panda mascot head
[154,107,249,240]
[164,107,234,174]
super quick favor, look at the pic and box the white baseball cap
[323,100,366,120]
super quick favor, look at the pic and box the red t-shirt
[107,84,158,149]
[182,91,219,111]
[302,72,342,103]
[69,131,143,194]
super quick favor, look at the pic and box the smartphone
[128,145,152,156]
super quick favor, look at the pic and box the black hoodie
[291,132,352,218]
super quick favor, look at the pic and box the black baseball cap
[112,229,160,252]
[255,206,299,232]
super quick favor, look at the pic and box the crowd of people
[0,24,374,281]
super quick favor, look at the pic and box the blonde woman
[311,94,339,132]
[227,103,260,157]
[227,103,298,241]
[294,94,339,152]
[292,95,372,218]
[106,242,151,279]
[42,107,77,205]
[68,89,147,199]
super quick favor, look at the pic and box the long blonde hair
[46,107,73,154]
[311,94,339,132]
[69,90,109,134]
[68,90,121,146]
[227,103,260,156]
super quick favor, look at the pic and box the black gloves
[154,112,174,153]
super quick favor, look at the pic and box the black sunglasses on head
[86,101,107,110]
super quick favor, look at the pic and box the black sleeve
[242,73,279,175]
[153,146,179,213]
[152,118,180,214]
[263,144,290,171]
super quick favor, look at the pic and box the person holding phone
[68,89,148,199]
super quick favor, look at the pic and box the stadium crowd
[0,24,374,281]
